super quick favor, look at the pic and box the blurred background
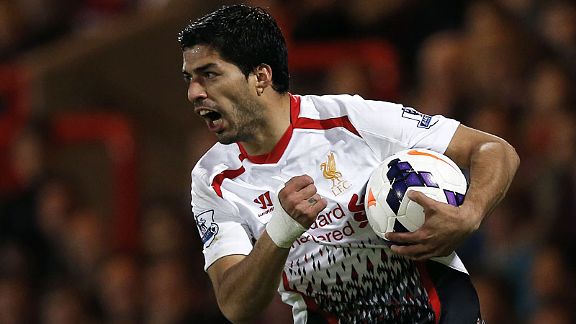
[0,0,575,323]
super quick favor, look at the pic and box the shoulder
[298,94,401,117]
[300,94,364,112]
[191,143,242,192]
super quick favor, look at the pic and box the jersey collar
[237,94,300,164]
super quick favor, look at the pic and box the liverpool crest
[320,152,351,196]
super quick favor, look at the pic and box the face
[182,45,266,145]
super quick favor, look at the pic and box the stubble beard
[216,95,266,145]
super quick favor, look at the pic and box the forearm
[208,175,326,322]
[461,139,520,228]
[211,231,290,323]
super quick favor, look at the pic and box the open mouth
[199,109,221,122]
[198,109,224,132]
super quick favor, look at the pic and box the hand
[278,175,327,228]
[385,190,480,261]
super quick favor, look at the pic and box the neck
[240,92,291,156]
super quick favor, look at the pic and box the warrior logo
[321,152,351,196]
[254,191,273,210]
[194,210,219,247]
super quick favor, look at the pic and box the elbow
[219,306,255,324]
[481,136,520,168]
[474,138,520,181]
[502,140,520,176]
[512,147,520,174]
[217,296,268,324]
[483,139,520,184]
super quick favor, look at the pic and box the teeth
[199,109,210,116]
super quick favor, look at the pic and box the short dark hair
[178,4,289,93]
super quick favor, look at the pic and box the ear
[253,64,273,95]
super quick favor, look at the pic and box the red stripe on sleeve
[211,166,245,198]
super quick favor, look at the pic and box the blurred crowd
[1,0,576,323]
[0,0,174,60]
[0,127,226,323]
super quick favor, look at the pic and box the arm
[207,234,289,324]
[386,124,520,260]
[207,175,327,323]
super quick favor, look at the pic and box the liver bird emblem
[320,152,343,187]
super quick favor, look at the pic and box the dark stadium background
[1,0,574,323]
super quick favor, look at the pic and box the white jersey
[191,94,463,323]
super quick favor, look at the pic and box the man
[180,4,519,323]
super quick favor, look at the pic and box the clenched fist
[278,175,327,228]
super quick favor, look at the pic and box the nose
[187,80,207,103]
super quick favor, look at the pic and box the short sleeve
[191,170,253,271]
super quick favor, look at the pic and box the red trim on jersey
[289,94,301,123]
[211,166,246,198]
[238,125,294,164]
[281,271,338,324]
[302,295,339,324]
[237,94,300,164]
[417,262,441,324]
[293,116,360,136]
[289,94,359,136]
[281,271,291,291]
[238,94,361,164]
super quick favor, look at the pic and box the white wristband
[266,194,306,248]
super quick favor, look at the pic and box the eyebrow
[182,63,219,76]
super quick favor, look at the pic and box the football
[364,148,467,239]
